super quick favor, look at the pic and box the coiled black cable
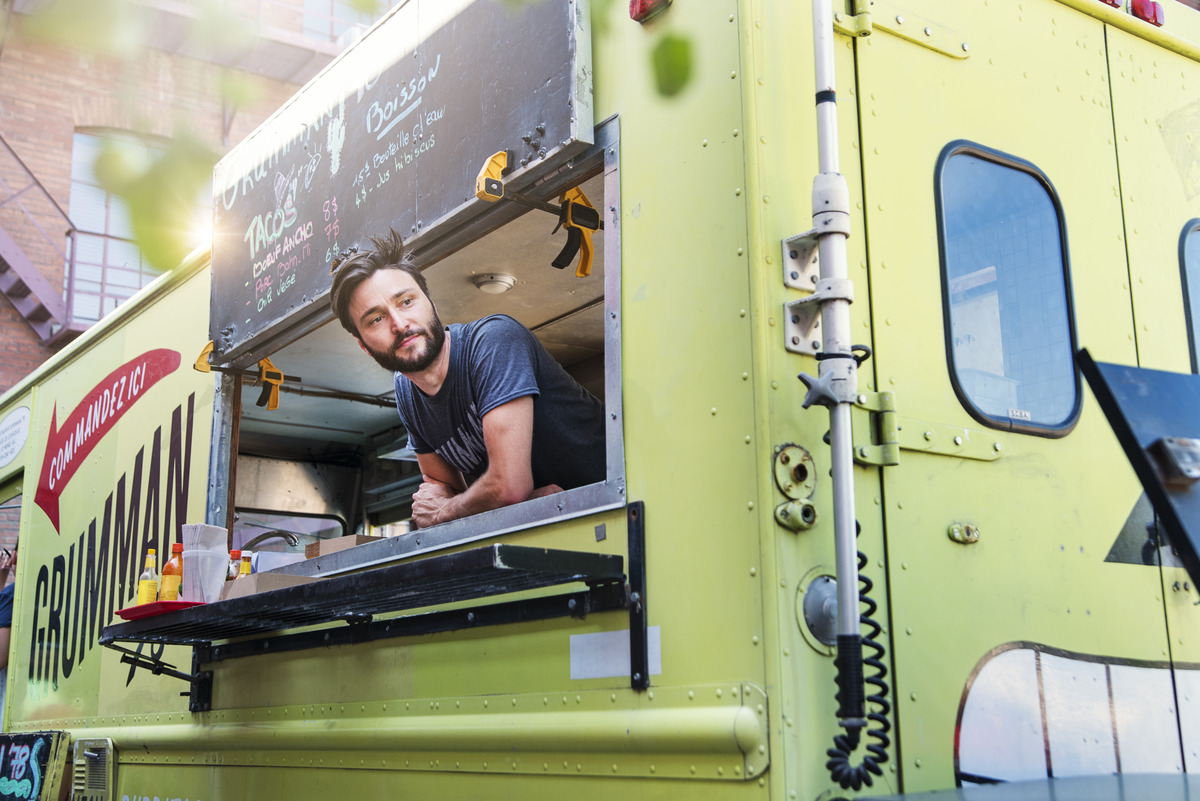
[826,548,891,791]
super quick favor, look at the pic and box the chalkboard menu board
[210,0,593,364]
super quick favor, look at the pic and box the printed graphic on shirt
[436,401,487,478]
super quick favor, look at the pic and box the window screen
[1181,220,1200,373]
[68,131,210,324]
[937,143,1079,434]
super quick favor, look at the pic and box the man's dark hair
[329,228,431,338]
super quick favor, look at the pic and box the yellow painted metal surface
[598,0,768,698]
[70,683,769,782]
[4,263,214,731]
[111,762,771,801]
[1107,21,1200,749]
[1109,26,1197,373]
[852,0,1186,791]
[736,1,897,796]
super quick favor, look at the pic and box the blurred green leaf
[22,0,144,55]
[651,32,692,98]
[346,0,381,12]
[98,138,217,270]
[93,138,149,195]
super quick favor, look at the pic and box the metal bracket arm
[782,171,851,356]
[784,278,855,355]
[783,229,820,290]
[105,640,214,712]
[105,642,202,684]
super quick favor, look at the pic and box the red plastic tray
[115,600,204,621]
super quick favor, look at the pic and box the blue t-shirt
[0,583,13,628]
[0,583,9,718]
[394,315,605,491]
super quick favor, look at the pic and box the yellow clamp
[196,342,295,411]
[475,150,599,277]
[193,341,215,373]
[255,356,285,411]
[475,150,512,202]
[552,187,599,278]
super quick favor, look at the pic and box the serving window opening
[218,132,623,560]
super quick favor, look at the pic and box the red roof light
[1132,0,1165,25]
[630,0,671,23]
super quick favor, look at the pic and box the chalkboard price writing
[0,732,67,801]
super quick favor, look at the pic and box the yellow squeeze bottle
[136,549,159,605]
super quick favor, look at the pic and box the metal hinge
[851,392,1004,466]
[852,391,901,466]
[832,0,971,60]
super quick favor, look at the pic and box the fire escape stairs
[0,134,81,348]
[0,225,72,344]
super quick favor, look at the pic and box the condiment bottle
[238,552,253,578]
[136,549,159,605]
[160,543,183,601]
[227,549,242,581]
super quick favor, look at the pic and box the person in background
[0,546,17,719]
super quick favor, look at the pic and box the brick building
[0,0,390,560]
[0,0,389,396]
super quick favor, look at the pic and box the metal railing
[0,134,77,343]
[64,230,162,327]
[0,132,170,340]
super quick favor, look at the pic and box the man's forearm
[437,474,533,523]
[417,471,533,527]
[412,396,538,528]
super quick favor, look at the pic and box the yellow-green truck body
[2,0,1200,798]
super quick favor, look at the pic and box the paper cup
[183,550,228,603]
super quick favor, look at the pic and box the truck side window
[1181,219,1200,373]
[936,142,1080,436]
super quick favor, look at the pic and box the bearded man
[330,229,606,528]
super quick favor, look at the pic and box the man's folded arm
[410,395,535,527]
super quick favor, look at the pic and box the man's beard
[363,318,447,373]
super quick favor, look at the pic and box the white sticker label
[570,626,662,681]
[0,407,30,470]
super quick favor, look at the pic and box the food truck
[3,0,1200,798]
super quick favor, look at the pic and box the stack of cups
[181,523,229,603]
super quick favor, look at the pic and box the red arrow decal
[34,349,181,532]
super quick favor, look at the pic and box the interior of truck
[226,165,611,563]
